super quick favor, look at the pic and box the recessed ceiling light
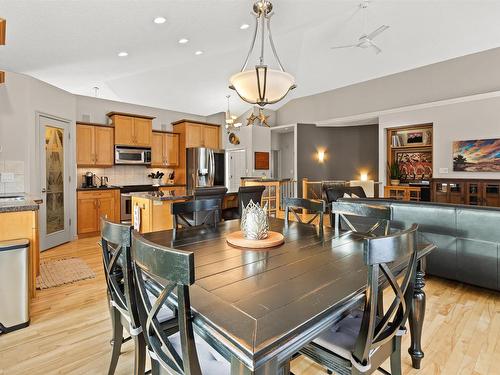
[195,50,203,55]
[240,23,250,30]
[118,51,128,57]
[178,38,189,44]
[153,16,166,24]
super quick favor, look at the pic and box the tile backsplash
[77,165,174,187]
[0,160,25,193]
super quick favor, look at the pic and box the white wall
[378,95,500,184]
[76,95,206,131]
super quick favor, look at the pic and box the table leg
[408,257,426,369]
[231,356,280,375]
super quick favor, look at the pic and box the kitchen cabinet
[151,131,179,167]
[76,123,114,167]
[108,112,154,147]
[77,189,120,236]
[172,120,221,184]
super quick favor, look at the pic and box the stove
[120,185,159,222]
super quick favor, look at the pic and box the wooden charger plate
[226,231,284,250]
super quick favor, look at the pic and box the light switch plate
[0,172,14,182]
[439,168,449,174]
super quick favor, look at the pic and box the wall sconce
[317,149,326,163]
[360,172,368,181]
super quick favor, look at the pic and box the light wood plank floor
[1,236,500,375]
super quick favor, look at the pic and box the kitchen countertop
[0,194,42,213]
[76,186,121,191]
[130,190,191,202]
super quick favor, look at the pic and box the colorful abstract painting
[453,139,500,172]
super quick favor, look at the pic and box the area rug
[36,258,96,289]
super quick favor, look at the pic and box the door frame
[36,112,73,251]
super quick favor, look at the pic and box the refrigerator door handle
[209,150,215,186]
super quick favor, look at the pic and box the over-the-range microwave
[115,146,152,165]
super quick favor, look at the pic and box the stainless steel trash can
[0,239,30,333]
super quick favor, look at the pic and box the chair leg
[390,336,403,375]
[108,307,124,375]
[133,333,147,375]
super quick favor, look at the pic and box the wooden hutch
[432,179,500,207]
[385,123,433,201]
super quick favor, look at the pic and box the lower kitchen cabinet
[77,189,120,236]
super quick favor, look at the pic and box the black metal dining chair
[299,224,419,375]
[101,218,146,375]
[332,201,391,237]
[131,231,230,375]
[172,198,221,239]
[284,197,326,238]
[238,185,266,217]
[193,186,227,225]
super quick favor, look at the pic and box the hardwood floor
[1,236,499,375]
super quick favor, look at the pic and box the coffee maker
[82,172,96,188]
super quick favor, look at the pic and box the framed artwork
[407,131,423,144]
[453,138,500,172]
[254,152,270,170]
[395,150,432,180]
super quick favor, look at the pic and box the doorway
[38,115,71,250]
[226,149,246,192]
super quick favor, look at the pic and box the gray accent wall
[276,47,500,125]
[297,124,378,195]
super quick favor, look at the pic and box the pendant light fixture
[225,95,242,132]
[229,1,296,107]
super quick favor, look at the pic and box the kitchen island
[0,194,41,298]
[131,187,190,233]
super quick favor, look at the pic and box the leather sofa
[338,198,500,291]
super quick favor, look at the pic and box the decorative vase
[240,200,269,240]
[390,179,400,186]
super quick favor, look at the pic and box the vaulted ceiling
[1,0,499,116]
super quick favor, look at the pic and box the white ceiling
[1,0,500,117]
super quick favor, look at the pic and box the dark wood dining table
[143,218,435,375]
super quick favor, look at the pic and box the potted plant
[388,161,401,186]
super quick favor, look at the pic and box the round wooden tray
[226,231,285,249]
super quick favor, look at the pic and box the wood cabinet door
[165,133,179,166]
[77,198,98,234]
[185,124,203,147]
[202,126,220,149]
[134,118,152,147]
[98,197,115,229]
[151,132,165,167]
[94,126,114,167]
[76,125,95,166]
[482,183,500,207]
[113,115,135,146]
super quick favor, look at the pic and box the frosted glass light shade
[229,67,295,106]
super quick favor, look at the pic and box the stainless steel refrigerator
[186,147,226,193]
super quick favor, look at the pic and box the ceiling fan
[331,0,389,55]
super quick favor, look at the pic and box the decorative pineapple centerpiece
[240,200,269,240]
[226,200,284,249]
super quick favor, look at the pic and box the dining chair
[331,201,391,237]
[238,185,266,217]
[172,198,221,239]
[299,224,419,375]
[101,218,146,375]
[284,197,326,238]
[193,186,227,225]
[131,231,230,375]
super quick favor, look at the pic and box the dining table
[143,218,435,375]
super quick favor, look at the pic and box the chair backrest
[100,218,140,331]
[131,231,202,375]
[332,201,391,236]
[193,186,227,225]
[352,224,418,368]
[172,198,221,239]
[324,185,367,204]
[238,185,266,217]
[285,198,326,237]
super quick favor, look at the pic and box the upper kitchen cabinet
[172,120,221,149]
[151,131,179,167]
[76,123,114,167]
[107,112,154,147]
